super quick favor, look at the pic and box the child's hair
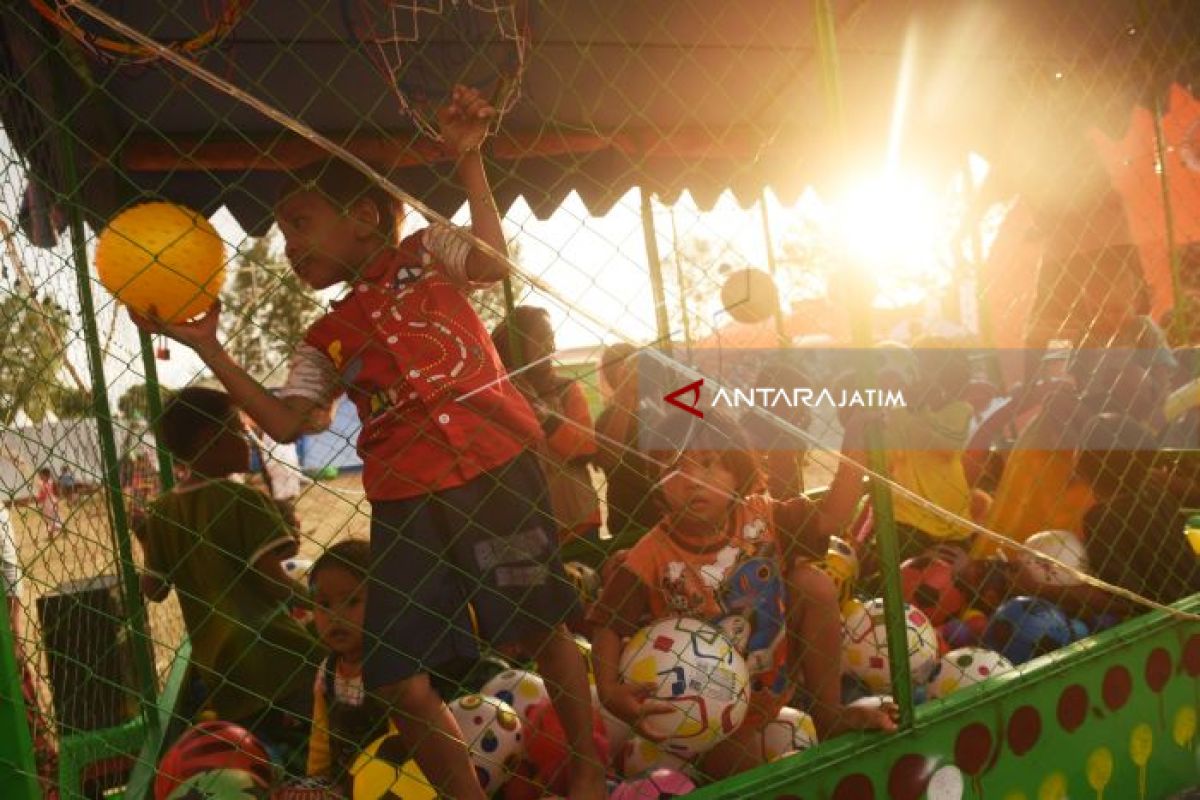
[276,159,400,241]
[310,538,372,587]
[38,467,52,478]
[491,305,553,369]
[157,387,236,463]
[645,409,760,497]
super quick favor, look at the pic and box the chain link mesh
[0,2,1198,798]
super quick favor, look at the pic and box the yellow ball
[351,731,436,800]
[95,202,225,323]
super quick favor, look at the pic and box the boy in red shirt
[135,86,603,799]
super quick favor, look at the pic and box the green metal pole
[137,331,174,491]
[53,121,160,744]
[813,0,914,725]
[667,205,694,358]
[758,189,790,348]
[640,188,674,357]
[0,596,40,800]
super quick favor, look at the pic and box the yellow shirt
[885,401,974,541]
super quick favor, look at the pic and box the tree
[0,292,72,425]
[53,386,94,418]
[118,383,151,421]
[220,235,322,382]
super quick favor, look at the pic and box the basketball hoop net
[344,0,531,141]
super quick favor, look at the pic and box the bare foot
[824,701,900,738]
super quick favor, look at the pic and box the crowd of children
[123,84,1199,798]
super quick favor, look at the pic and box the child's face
[657,450,738,529]
[312,566,366,658]
[276,191,375,290]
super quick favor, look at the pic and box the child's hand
[597,680,676,741]
[128,300,223,354]
[437,84,495,154]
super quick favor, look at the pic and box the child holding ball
[134,85,603,799]
[588,410,898,780]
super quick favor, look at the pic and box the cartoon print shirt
[278,227,543,501]
[590,493,825,704]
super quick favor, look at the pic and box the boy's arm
[439,85,508,283]
[130,305,336,443]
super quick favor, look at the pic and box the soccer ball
[609,768,697,799]
[522,699,610,797]
[351,730,436,800]
[271,777,344,799]
[760,706,818,761]
[620,737,693,778]
[983,597,1075,665]
[926,647,1014,700]
[817,536,859,605]
[900,553,968,626]
[481,669,551,726]
[281,557,313,583]
[155,721,274,800]
[1016,530,1089,586]
[447,694,524,794]
[618,617,750,755]
[842,599,939,692]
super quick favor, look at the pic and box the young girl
[134,85,603,799]
[588,410,897,780]
[306,539,389,792]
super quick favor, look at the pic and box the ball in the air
[96,202,225,323]
[720,268,779,324]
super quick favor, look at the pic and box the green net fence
[0,2,1198,798]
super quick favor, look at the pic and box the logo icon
[664,378,705,419]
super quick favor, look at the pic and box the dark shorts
[363,450,579,689]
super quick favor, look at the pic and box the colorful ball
[900,552,968,626]
[760,706,818,761]
[447,694,524,794]
[818,535,859,605]
[939,616,980,649]
[155,721,274,800]
[164,769,270,800]
[620,737,692,778]
[270,776,343,799]
[609,768,697,800]
[1016,530,1090,586]
[481,670,551,726]
[842,599,939,692]
[983,597,1074,665]
[522,699,610,796]
[618,617,750,755]
[96,202,226,323]
[961,558,1018,614]
[351,731,436,800]
[926,647,1015,700]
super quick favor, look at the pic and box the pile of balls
[827,529,1106,710]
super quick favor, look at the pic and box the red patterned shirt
[279,228,542,500]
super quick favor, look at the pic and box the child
[138,387,318,768]
[588,410,897,781]
[492,306,603,552]
[133,86,604,799]
[306,539,388,792]
[1073,413,1200,607]
[34,467,62,538]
